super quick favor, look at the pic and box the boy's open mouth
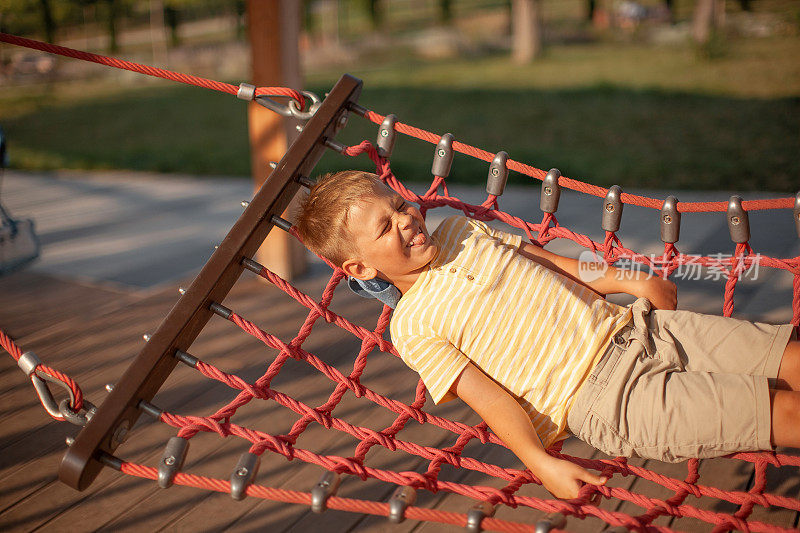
[407,230,426,248]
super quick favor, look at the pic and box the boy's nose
[398,212,414,227]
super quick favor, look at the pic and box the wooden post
[246,0,306,280]
[512,0,543,63]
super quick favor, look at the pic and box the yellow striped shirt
[390,215,632,447]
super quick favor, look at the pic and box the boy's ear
[341,258,378,281]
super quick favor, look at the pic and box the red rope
[360,110,795,213]
[0,33,304,108]
[0,330,83,411]
[119,461,543,533]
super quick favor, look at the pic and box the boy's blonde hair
[295,170,386,267]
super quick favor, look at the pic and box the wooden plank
[0,271,335,529]
[0,274,182,515]
[0,270,136,340]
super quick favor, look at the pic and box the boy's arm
[451,362,607,499]
[518,241,677,310]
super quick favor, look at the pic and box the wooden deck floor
[1,266,798,532]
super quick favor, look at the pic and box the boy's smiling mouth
[407,230,427,247]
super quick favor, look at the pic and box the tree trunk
[693,0,725,44]
[439,0,452,24]
[149,0,168,64]
[664,0,675,24]
[512,0,542,63]
[38,0,56,43]
[366,0,383,28]
[105,0,119,53]
[164,5,180,47]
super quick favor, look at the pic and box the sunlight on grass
[307,38,800,98]
[1,35,797,191]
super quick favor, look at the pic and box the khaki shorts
[566,297,797,462]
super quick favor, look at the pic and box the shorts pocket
[577,410,636,458]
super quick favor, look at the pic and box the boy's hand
[636,275,677,310]
[536,456,608,500]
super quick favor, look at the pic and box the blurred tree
[512,0,542,62]
[664,0,674,23]
[163,2,179,46]
[302,0,315,34]
[439,0,452,24]
[234,0,245,39]
[38,0,55,42]
[103,0,119,52]
[365,0,383,28]
[149,0,167,63]
[692,0,724,44]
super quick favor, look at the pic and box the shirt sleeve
[395,330,470,404]
[466,217,523,249]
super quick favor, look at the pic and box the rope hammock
[2,33,800,532]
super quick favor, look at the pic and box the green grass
[1,37,798,192]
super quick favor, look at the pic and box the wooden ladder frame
[59,74,363,491]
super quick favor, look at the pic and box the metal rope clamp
[535,512,567,533]
[237,83,322,121]
[18,351,96,425]
[602,185,624,233]
[540,168,561,214]
[486,151,509,197]
[311,470,341,513]
[388,485,416,523]
[377,114,398,158]
[431,133,455,178]
[726,195,750,244]
[230,452,261,500]
[157,436,190,488]
[465,500,495,532]
[660,195,680,244]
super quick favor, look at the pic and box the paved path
[2,170,252,291]
[3,169,797,322]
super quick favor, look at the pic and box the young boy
[295,170,800,500]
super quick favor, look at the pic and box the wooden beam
[58,74,362,491]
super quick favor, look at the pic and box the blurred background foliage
[0,0,798,190]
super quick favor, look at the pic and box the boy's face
[342,185,437,292]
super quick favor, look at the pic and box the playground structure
[2,32,800,532]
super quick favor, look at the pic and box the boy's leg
[776,340,800,390]
[568,333,774,461]
[770,388,800,447]
[574,366,774,461]
[630,299,796,379]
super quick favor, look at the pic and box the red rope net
[2,32,799,531]
[116,136,798,531]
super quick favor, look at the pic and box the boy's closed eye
[378,200,408,237]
